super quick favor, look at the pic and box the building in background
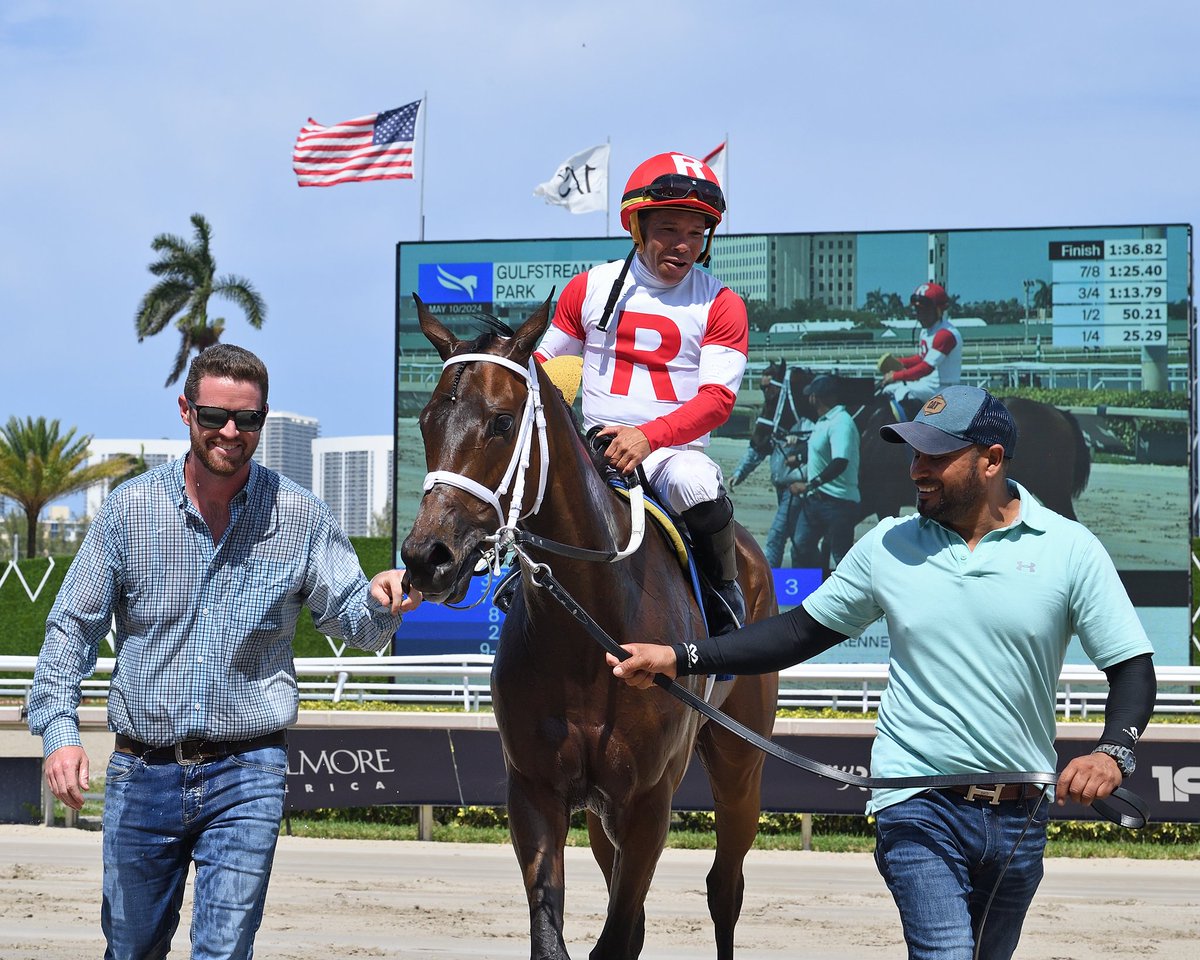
[709,232,858,312]
[255,410,320,490]
[312,436,393,537]
[85,438,189,517]
[82,419,393,535]
[41,505,87,551]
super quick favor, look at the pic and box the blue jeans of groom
[874,789,1049,960]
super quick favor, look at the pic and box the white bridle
[420,352,645,568]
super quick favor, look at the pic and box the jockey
[879,281,963,419]
[534,151,749,633]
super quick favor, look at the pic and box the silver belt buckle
[964,783,1005,805]
[174,741,203,765]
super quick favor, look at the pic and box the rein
[513,544,1148,830]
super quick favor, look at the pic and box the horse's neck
[522,400,628,559]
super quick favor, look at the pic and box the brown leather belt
[115,731,286,764]
[943,783,1045,805]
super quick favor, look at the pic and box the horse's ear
[413,293,459,361]
[507,290,553,363]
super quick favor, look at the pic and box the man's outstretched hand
[606,643,678,690]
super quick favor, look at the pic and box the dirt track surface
[1,825,1197,959]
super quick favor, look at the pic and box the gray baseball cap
[880,385,1017,458]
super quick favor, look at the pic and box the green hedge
[0,554,69,658]
[0,537,396,660]
[998,386,1188,446]
[291,804,1200,844]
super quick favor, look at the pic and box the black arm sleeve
[671,603,847,676]
[1097,652,1155,751]
[810,457,848,488]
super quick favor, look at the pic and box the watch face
[1095,745,1135,776]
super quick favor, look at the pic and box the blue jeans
[765,490,805,567]
[791,492,859,568]
[102,744,288,960]
[874,790,1049,960]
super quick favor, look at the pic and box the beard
[917,462,986,529]
[189,425,254,478]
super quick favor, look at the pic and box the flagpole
[605,135,611,237]
[418,91,429,241]
[723,132,729,233]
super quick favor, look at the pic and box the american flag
[292,100,422,187]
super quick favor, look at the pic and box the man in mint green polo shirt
[608,385,1155,960]
[788,374,860,568]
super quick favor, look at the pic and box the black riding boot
[682,496,746,636]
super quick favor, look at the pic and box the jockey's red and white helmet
[619,152,725,250]
[910,281,949,308]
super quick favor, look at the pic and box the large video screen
[394,225,1193,667]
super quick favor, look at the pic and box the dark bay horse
[751,366,1091,522]
[401,296,779,960]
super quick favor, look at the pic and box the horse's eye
[492,413,515,436]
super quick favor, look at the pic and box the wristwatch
[1092,743,1136,777]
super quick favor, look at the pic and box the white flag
[533,144,609,214]
[703,141,727,190]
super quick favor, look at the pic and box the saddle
[882,394,924,423]
[494,427,738,642]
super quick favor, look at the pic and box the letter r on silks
[611,311,682,400]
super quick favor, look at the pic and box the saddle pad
[612,485,689,570]
[542,355,583,405]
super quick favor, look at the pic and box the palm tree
[1033,279,1053,313]
[0,417,135,559]
[134,213,267,386]
[107,444,151,489]
[863,288,887,319]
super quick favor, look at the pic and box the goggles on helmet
[909,284,948,311]
[623,174,726,215]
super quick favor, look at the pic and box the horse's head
[400,293,551,603]
[749,360,787,454]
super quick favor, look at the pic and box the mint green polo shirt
[808,404,860,502]
[802,481,1153,814]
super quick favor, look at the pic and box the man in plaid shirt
[29,344,421,960]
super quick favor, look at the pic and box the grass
[276,817,1200,859]
[275,804,1200,858]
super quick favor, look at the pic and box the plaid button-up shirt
[30,456,400,754]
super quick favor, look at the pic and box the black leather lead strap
[530,564,1148,829]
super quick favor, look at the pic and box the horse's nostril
[400,537,456,577]
[425,541,454,570]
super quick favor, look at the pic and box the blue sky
[2,1,1197,450]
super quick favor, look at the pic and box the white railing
[2,655,1197,717]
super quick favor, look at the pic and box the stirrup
[705,579,745,636]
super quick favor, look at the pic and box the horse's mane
[540,370,609,477]
[471,313,516,339]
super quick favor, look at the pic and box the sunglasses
[629,174,726,213]
[188,401,266,432]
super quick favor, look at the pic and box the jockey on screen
[880,281,963,419]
